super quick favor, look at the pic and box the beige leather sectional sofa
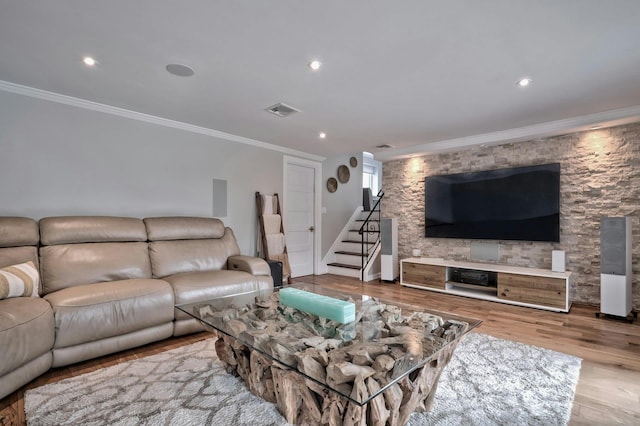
[0,216,273,399]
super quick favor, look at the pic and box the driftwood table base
[214,333,462,426]
[179,288,478,426]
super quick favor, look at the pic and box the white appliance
[380,218,398,281]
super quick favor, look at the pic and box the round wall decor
[349,156,358,167]
[327,177,338,193]
[337,165,350,183]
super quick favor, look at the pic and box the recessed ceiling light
[83,56,96,66]
[319,132,326,139]
[308,60,322,71]
[166,63,195,77]
[517,77,532,87]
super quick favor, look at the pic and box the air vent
[376,144,394,149]
[265,103,301,118]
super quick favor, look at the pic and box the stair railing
[358,189,384,281]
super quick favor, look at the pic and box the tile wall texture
[382,123,640,306]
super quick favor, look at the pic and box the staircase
[326,190,383,281]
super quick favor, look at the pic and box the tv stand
[400,258,572,312]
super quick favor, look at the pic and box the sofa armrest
[227,255,271,276]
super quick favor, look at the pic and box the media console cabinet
[400,257,572,312]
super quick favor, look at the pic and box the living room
[1,2,640,425]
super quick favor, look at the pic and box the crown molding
[374,105,640,161]
[4,79,639,164]
[0,80,325,162]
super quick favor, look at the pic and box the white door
[285,163,315,277]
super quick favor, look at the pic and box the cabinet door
[498,273,566,309]
[402,262,446,289]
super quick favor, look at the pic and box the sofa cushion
[39,216,147,245]
[148,240,227,278]
[0,246,39,271]
[0,216,39,274]
[44,278,174,348]
[167,270,272,319]
[0,297,54,376]
[0,217,39,248]
[144,217,225,241]
[148,228,241,278]
[40,242,152,294]
[51,324,174,368]
[0,261,40,299]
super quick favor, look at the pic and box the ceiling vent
[376,144,394,149]
[265,103,301,118]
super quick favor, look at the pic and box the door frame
[283,155,322,276]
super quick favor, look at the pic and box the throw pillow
[0,261,40,299]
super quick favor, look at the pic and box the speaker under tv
[425,163,560,242]
[552,250,565,273]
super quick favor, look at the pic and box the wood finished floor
[1,274,639,425]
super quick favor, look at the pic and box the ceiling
[2,1,640,161]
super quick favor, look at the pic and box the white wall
[0,90,284,255]
[321,153,363,255]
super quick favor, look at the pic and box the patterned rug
[25,332,581,425]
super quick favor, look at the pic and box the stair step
[327,264,361,278]
[355,219,379,222]
[342,239,376,244]
[327,262,361,270]
[335,250,367,257]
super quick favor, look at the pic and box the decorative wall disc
[327,177,338,193]
[349,156,358,167]
[337,165,350,183]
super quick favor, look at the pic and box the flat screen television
[425,163,560,242]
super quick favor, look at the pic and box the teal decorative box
[279,288,356,324]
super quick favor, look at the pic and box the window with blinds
[363,163,379,194]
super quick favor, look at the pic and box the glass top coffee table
[176,283,481,425]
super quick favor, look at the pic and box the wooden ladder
[256,192,290,284]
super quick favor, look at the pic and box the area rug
[25,333,581,426]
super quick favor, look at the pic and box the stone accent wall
[382,123,640,307]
